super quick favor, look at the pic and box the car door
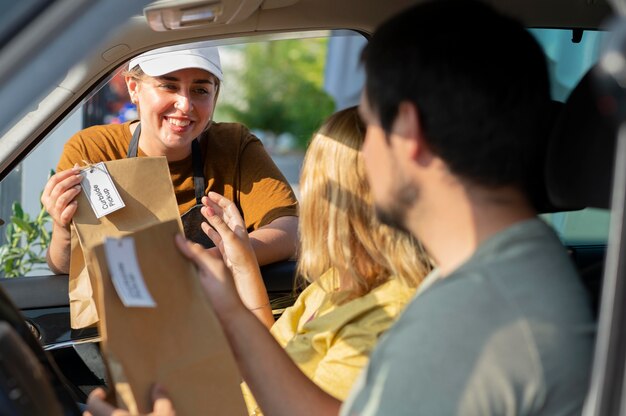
[0,0,151,405]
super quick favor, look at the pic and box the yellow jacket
[243,270,415,415]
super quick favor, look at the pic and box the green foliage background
[0,202,51,278]
[215,38,336,150]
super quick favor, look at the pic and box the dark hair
[361,0,551,189]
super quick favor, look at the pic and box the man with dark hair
[87,1,595,415]
[342,0,595,414]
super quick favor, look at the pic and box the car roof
[0,0,615,180]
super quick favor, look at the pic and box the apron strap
[127,122,205,205]
[127,122,141,158]
[191,139,205,205]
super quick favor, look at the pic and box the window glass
[0,31,366,277]
[542,208,611,245]
[529,28,606,102]
[531,28,612,245]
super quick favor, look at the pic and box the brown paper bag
[86,219,247,415]
[69,157,182,329]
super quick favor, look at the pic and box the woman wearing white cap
[41,41,299,274]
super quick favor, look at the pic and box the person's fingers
[207,191,233,209]
[175,234,222,273]
[53,185,81,212]
[200,196,216,216]
[203,194,247,237]
[86,386,106,401]
[42,171,83,225]
[86,388,123,416]
[58,200,78,226]
[151,384,176,416]
[201,195,223,217]
[47,172,82,203]
[175,234,195,261]
[200,204,215,221]
[189,241,205,250]
[201,221,223,247]
[202,246,224,261]
[206,191,225,204]
[208,192,244,224]
[41,168,80,199]
[202,206,236,240]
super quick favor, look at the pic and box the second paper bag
[87,219,247,415]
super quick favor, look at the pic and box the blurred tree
[217,38,335,150]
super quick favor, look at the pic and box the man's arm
[178,235,341,416]
[223,304,341,416]
[87,229,339,416]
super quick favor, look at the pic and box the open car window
[531,28,611,245]
[0,30,367,278]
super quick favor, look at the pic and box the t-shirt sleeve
[57,133,90,172]
[56,123,129,172]
[236,132,298,231]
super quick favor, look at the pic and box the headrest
[529,100,564,213]
[545,66,619,210]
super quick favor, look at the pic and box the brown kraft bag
[86,219,247,415]
[68,157,182,329]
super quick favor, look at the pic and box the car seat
[545,64,619,316]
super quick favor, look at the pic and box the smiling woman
[41,41,299,277]
[125,67,219,161]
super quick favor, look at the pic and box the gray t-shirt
[341,218,595,415]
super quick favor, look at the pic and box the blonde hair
[297,106,432,299]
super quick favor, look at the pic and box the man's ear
[393,101,429,163]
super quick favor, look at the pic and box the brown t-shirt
[57,121,298,231]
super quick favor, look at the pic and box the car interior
[546,65,618,315]
[0,0,624,413]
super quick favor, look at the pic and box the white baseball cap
[128,41,223,81]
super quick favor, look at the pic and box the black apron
[127,123,215,248]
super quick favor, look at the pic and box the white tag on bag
[104,236,156,308]
[80,162,125,218]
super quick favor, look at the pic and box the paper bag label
[80,163,125,218]
[104,237,156,308]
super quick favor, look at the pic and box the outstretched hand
[200,192,259,280]
[85,385,176,416]
[175,233,245,321]
[191,192,273,326]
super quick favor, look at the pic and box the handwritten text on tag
[80,163,125,218]
[104,237,156,308]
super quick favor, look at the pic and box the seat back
[546,67,618,210]
[545,65,619,316]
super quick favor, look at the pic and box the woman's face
[126,68,218,160]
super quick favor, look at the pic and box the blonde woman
[202,106,431,413]
[87,106,432,416]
